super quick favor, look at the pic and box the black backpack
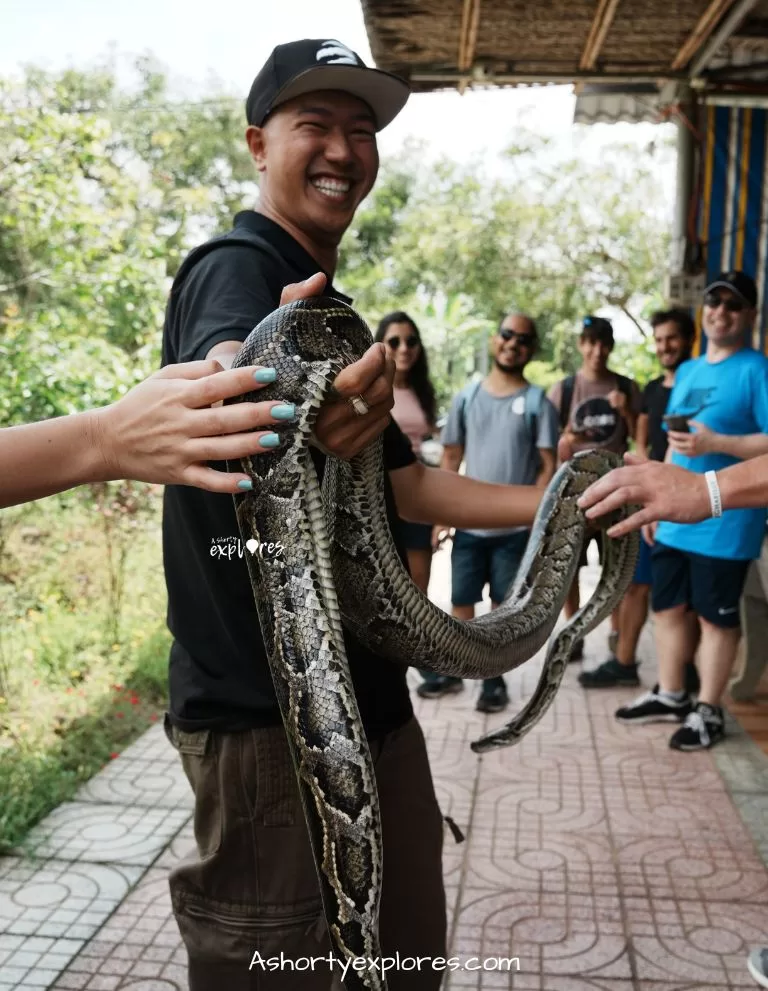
[558,373,633,430]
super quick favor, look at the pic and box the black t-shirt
[641,376,672,462]
[161,210,416,738]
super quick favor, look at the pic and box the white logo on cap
[316,41,359,65]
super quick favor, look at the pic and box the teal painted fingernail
[237,479,253,490]
[254,368,277,383]
[259,432,281,448]
[271,403,296,420]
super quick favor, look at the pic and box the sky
[1,0,676,173]
[2,0,678,338]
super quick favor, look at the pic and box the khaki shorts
[166,716,447,990]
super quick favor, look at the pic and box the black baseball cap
[704,270,758,307]
[581,315,614,344]
[246,39,410,131]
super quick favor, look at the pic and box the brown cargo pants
[165,716,447,990]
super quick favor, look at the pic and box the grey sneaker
[747,947,768,988]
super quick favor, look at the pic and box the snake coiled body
[229,297,639,990]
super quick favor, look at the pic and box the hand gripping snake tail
[227,297,639,991]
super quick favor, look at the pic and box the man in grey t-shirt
[418,313,559,712]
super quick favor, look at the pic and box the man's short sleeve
[536,396,560,450]
[440,392,467,447]
[629,379,643,415]
[383,419,416,470]
[750,358,768,433]
[166,245,283,364]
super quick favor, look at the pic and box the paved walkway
[2,547,768,989]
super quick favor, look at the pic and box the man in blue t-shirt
[617,271,768,750]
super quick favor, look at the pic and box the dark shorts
[651,541,751,628]
[632,532,653,586]
[452,529,529,606]
[397,519,433,552]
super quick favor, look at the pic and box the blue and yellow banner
[697,105,768,353]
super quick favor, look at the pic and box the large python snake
[228,297,639,990]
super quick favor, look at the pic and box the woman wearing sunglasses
[375,311,439,593]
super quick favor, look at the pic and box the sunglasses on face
[704,292,745,313]
[386,335,419,350]
[499,329,535,347]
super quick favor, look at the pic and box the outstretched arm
[0,361,287,508]
[578,451,768,537]
[389,461,541,530]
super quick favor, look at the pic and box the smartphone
[663,414,690,433]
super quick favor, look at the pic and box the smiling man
[615,272,768,751]
[160,39,543,990]
[420,314,559,712]
[547,316,642,661]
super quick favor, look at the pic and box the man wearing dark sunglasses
[616,270,768,751]
[421,313,559,713]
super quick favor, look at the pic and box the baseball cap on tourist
[581,315,614,344]
[704,270,758,307]
[246,39,410,131]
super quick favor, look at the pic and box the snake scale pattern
[228,297,639,991]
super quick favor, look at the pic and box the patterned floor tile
[0,858,143,939]
[714,744,768,794]
[461,830,618,896]
[453,888,631,980]
[114,723,173,763]
[475,743,602,788]
[434,777,476,828]
[598,747,726,793]
[0,934,84,987]
[15,804,190,867]
[74,757,193,810]
[625,898,768,987]
[447,978,635,991]
[152,822,195,872]
[472,778,609,835]
[724,792,768,849]
[49,870,187,990]
[589,714,685,752]
[604,784,754,842]
[614,835,768,902]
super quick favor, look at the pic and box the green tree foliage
[1,59,672,427]
[339,134,673,409]
[0,59,253,425]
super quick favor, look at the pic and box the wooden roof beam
[672,0,740,70]
[689,0,762,76]
[457,0,482,94]
[580,0,622,71]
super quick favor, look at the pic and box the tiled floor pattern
[1,546,767,989]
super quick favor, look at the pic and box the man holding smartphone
[616,272,768,750]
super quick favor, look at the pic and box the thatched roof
[361,0,768,94]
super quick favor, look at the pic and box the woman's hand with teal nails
[95,360,296,494]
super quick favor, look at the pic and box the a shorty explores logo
[210,536,284,560]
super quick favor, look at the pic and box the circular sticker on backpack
[571,396,619,446]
